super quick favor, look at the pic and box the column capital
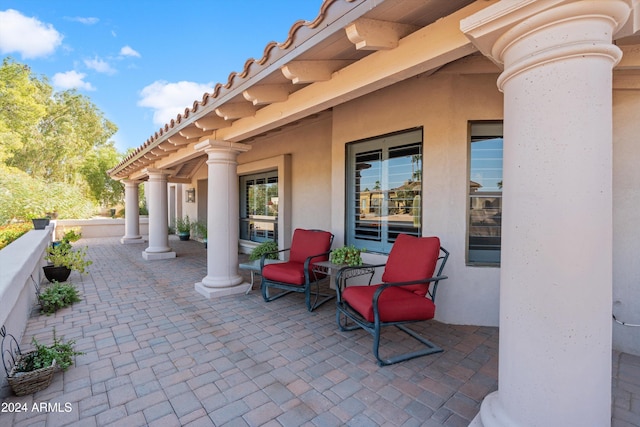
[122,179,141,186]
[143,168,176,178]
[194,139,251,155]
[461,0,632,88]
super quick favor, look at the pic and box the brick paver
[0,236,637,426]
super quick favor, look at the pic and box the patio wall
[54,218,149,240]
[0,224,53,391]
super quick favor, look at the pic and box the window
[240,171,278,243]
[468,122,503,265]
[346,128,422,254]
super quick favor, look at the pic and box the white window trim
[238,154,291,252]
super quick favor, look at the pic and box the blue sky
[0,1,323,153]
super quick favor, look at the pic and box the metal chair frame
[260,230,334,312]
[336,246,449,366]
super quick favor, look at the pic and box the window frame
[467,121,504,266]
[345,127,423,255]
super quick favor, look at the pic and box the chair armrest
[303,251,333,281]
[334,263,385,299]
[260,248,289,270]
[372,275,449,305]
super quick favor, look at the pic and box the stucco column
[462,1,632,426]
[142,169,176,260]
[120,179,143,244]
[194,139,252,298]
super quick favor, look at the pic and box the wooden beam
[281,60,353,84]
[346,18,419,50]
[243,84,291,105]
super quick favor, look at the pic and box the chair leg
[261,281,293,303]
[373,324,443,366]
[336,305,364,332]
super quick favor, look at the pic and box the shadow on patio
[1,237,637,427]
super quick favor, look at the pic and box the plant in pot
[31,216,51,230]
[330,245,366,267]
[43,241,92,283]
[193,220,207,248]
[175,216,192,241]
[249,240,279,261]
[52,228,82,249]
[2,326,83,396]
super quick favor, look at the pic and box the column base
[195,281,252,299]
[142,251,176,260]
[471,391,516,427]
[121,236,144,244]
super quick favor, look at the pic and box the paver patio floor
[1,237,638,426]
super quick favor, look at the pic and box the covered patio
[1,237,638,426]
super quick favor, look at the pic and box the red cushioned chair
[260,229,334,312]
[335,234,449,366]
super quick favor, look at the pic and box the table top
[239,258,283,272]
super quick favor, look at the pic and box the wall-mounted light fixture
[186,188,196,203]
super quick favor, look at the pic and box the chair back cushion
[381,234,440,296]
[289,229,332,264]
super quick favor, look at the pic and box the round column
[194,140,251,298]
[121,179,143,244]
[468,2,631,426]
[143,169,176,260]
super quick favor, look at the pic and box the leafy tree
[81,143,124,207]
[0,58,124,224]
[0,58,48,164]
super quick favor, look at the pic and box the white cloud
[120,45,140,58]
[66,16,99,25]
[52,70,95,91]
[138,81,214,126]
[0,9,63,59]
[84,57,116,74]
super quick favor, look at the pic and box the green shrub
[249,240,279,261]
[330,245,365,266]
[0,222,32,250]
[38,281,81,315]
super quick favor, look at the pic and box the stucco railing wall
[0,224,53,394]
[54,218,149,240]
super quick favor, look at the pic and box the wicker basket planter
[7,352,57,396]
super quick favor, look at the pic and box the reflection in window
[468,122,503,265]
[347,129,422,254]
[240,171,278,243]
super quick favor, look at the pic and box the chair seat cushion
[263,262,306,285]
[342,284,436,323]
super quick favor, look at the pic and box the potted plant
[249,240,279,261]
[31,217,50,230]
[43,241,92,282]
[2,327,83,396]
[52,228,82,249]
[330,245,366,266]
[175,216,192,241]
[193,220,207,247]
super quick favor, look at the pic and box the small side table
[312,261,375,290]
[239,259,284,294]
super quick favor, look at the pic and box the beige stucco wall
[613,88,640,355]
[237,113,333,233]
